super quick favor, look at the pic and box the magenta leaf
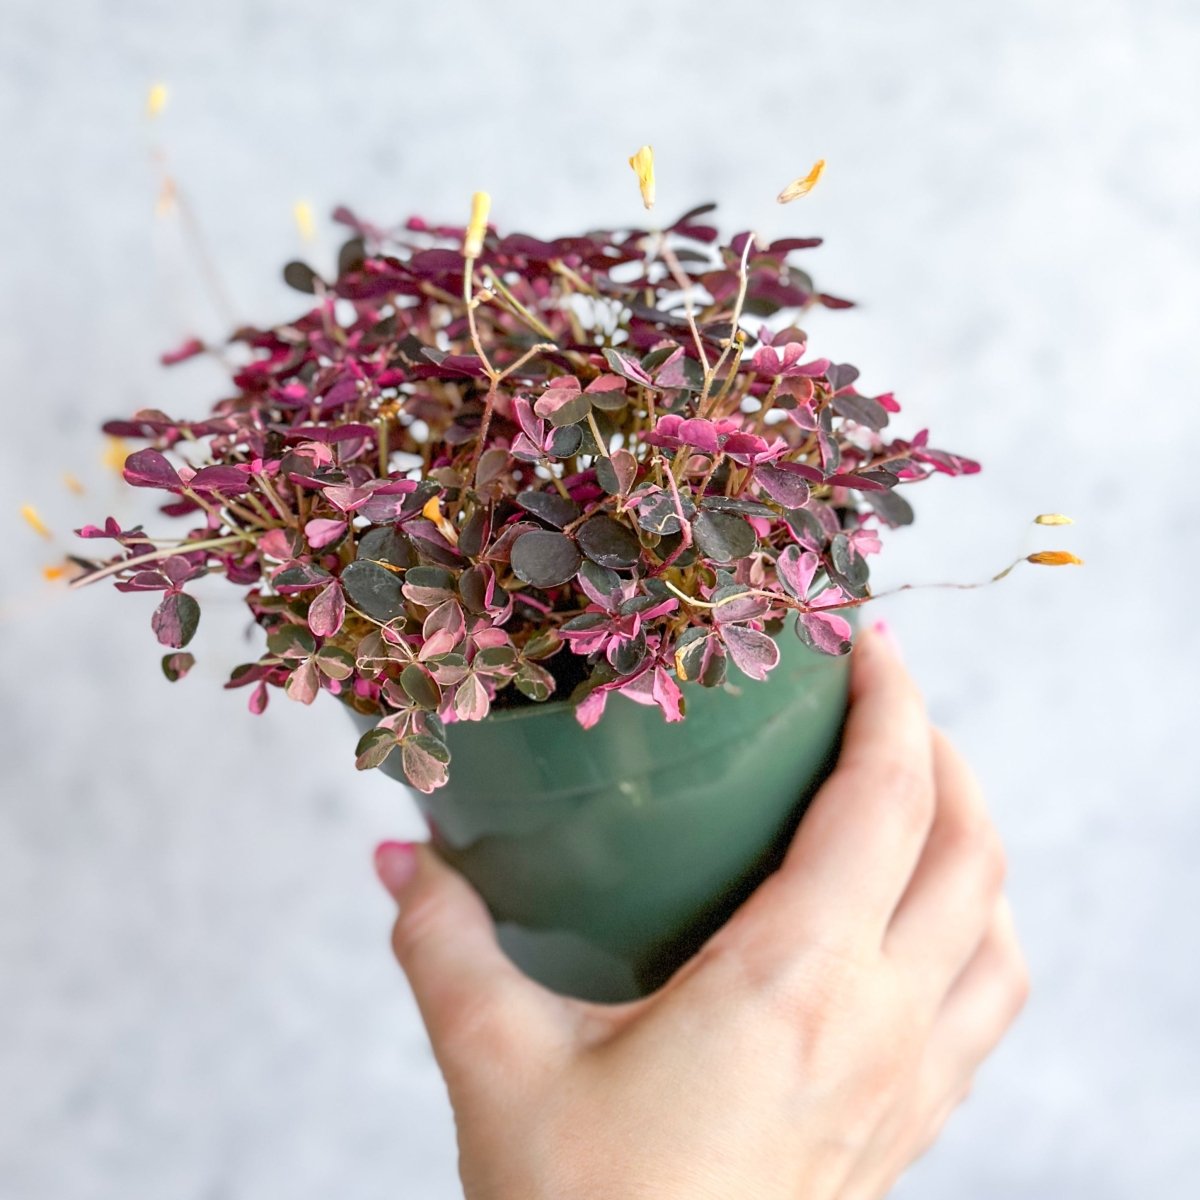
[721,625,780,681]
[150,591,200,648]
[123,449,182,491]
[308,581,346,638]
[795,610,853,656]
[305,517,348,549]
[755,463,812,508]
[188,466,252,496]
[776,544,820,601]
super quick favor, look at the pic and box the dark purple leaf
[510,530,582,588]
[576,515,642,570]
[341,560,406,622]
[161,652,195,682]
[831,392,889,431]
[692,511,757,563]
[516,490,581,529]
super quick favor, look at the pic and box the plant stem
[69,534,255,589]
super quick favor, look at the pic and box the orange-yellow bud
[62,472,85,495]
[777,159,826,203]
[628,145,655,210]
[293,200,316,242]
[422,495,458,545]
[146,83,169,119]
[21,505,51,539]
[102,437,130,474]
[1026,550,1084,566]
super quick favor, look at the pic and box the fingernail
[869,618,902,657]
[374,841,419,898]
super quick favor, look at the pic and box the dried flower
[777,159,826,203]
[628,145,655,209]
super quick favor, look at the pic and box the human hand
[373,624,1029,1200]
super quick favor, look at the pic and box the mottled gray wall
[3,2,1198,1197]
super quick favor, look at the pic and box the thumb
[374,841,562,1070]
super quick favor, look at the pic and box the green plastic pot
[349,626,853,1002]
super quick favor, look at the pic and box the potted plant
[71,158,1079,1001]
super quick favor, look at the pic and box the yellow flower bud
[1034,513,1074,526]
[21,505,51,539]
[62,472,85,495]
[146,82,169,119]
[293,200,316,242]
[777,159,826,203]
[463,191,491,259]
[1026,551,1084,566]
[674,645,690,682]
[42,564,66,581]
[422,496,458,545]
[628,145,655,210]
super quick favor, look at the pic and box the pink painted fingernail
[374,841,418,897]
[870,618,902,656]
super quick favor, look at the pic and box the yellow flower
[777,159,826,203]
[628,145,655,210]
[463,191,492,259]
[42,564,66,582]
[293,200,316,242]
[1034,513,1074,526]
[21,505,51,539]
[146,82,169,119]
[62,472,85,495]
[1026,550,1084,566]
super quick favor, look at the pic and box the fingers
[375,841,566,1079]
[922,896,1030,1095]
[884,728,1005,998]
[750,624,936,950]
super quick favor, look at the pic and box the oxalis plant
[71,153,1081,793]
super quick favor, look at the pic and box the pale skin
[374,624,1030,1199]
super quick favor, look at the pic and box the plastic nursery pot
[350,621,855,1003]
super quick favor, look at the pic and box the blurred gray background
[2,1,1197,1196]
